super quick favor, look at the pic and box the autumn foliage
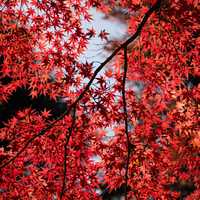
[0,0,199,199]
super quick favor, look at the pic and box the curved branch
[0,0,162,170]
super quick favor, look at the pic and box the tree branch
[60,106,76,199]
[122,46,130,200]
[0,0,162,170]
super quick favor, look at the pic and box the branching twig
[0,0,162,170]
[60,106,76,199]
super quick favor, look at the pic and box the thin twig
[60,106,76,199]
[122,46,130,200]
[0,0,162,170]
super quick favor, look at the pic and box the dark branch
[122,46,130,200]
[60,107,77,199]
[0,0,162,170]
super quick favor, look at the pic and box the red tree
[0,0,199,199]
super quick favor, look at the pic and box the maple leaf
[99,29,109,41]
[105,69,113,78]
[41,108,52,118]
[191,131,200,148]
[86,28,96,39]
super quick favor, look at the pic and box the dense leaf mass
[0,0,199,199]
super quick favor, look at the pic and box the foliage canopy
[0,0,199,199]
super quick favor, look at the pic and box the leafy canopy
[0,0,199,199]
